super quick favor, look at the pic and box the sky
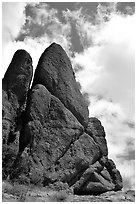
[2,1,135,190]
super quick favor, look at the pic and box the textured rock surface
[32,43,89,127]
[86,117,108,156]
[55,133,100,186]
[2,50,33,179]
[73,160,115,195]
[2,43,124,196]
[16,84,84,184]
[2,49,33,145]
[106,159,123,191]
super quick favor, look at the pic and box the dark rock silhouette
[2,43,123,195]
[2,50,33,178]
[2,50,33,145]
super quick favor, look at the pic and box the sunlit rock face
[2,43,123,195]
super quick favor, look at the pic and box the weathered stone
[2,50,33,179]
[32,43,89,127]
[2,49,33,144]
[55,133,100,186]
[25,84,51,124]
[17,84,84,182]
[86,117,108,156]
[106,159,123,191]
[100,167,113,182]
[73,160,115,195]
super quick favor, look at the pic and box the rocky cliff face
[2,43,123,195]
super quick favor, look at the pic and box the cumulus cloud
[118,160,135,190]
[2,2,26,42]
[65,4,135,119]
[2,2,27,76]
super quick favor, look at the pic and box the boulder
[16,84,84,183]
[73,160,115,195]
[106,159,123,191]
[55,133,100,186]
[32,43,89,127]
[86,117,108,156]
[73,156,123,195]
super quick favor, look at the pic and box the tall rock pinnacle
[2,49,33,147]
[32,43,89,128]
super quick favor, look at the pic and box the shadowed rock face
[2,49,33,145]
[32,43,89,128]
[2,43,123,195]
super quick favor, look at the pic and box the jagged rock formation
[2,43,123,195]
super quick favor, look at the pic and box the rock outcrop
[2,50,33,178]
[32,43,89,128]
[2,50,33,143]
[2,43,123,195]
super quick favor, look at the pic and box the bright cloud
[2,2,27,76]
[2,2,26,42]
[68,6,135,119]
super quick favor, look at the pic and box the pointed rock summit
[32,43,89,128]
[2,49,33,145]
[2,43,123,196]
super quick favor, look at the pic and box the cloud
[18,3,72,52]
[118,160,135,190]
[2,2,26,42]
[2,2,27,76]
[70,6,135,119]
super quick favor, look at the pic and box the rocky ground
[2,181,135,202]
